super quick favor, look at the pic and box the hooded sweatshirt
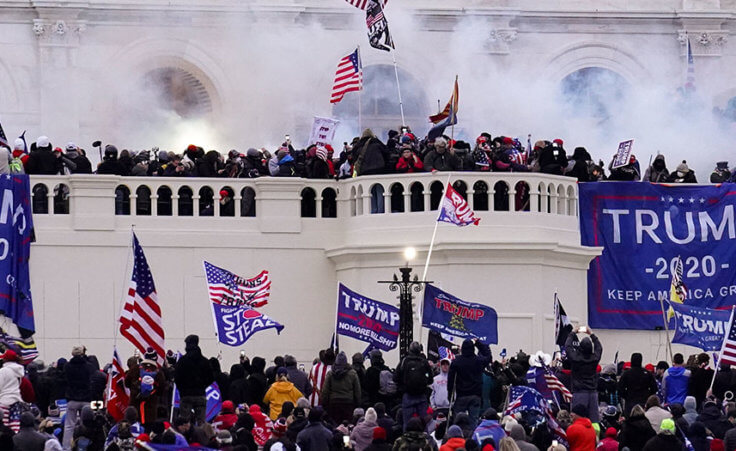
[565,333,602,392]
[448,339,492,398]
[351,413,378,451]
[509,424,538,451]
[683,396,698,426]
[663,366,691,405]
[263,380,303,420]
[643,154,669,183]
[0,361,25,406]
[618,353,657,415]
[322,352,361,406]
[566,417,597,451]
[175,341,214,398]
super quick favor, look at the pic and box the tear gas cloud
[101,4,734,178]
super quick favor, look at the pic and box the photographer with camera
[565,326,603,423]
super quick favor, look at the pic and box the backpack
[378,369,397,396]
[402,357,430,396]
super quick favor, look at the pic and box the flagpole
[357,45,363,133]
[334,282,341,352]
[390,50,406,126]
[421,172,452,283]
[710,305,735,394]
[659,297,674,362]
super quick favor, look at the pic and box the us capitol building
[1,0,734,364]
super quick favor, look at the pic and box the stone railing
[28,172,579,231]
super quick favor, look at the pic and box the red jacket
[567,417,596,451]
[597,437,618,451]
[440,437,466,451]
[396,155,424,173]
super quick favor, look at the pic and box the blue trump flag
[669,302,730,351]
[336,283,399,351]
[211,303,283,347]
[579,182,736,330]
[0,175,34,336]
[172,382,222,422]
[422,284,497,344]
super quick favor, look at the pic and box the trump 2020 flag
[211,303,284,347]
[337,283,399,351]
[438,183,480,226]
[669,302,731,351]
[422,284,497,344]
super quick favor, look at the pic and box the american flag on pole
[344,0,387,10]
[717,307,736,366]
[505,385,567,445]
[203,261,271,308]
[120,234,165,365]
[330,48,362,104]
[544,369,572,403]
[106,347,131,422]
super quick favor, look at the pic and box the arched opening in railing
[538,182,548,213]
[515,181,530,212]
[430,181,444,210]
[356,185,364,215]
[567,185,577,216]
[493,181,509,211]
[557,185,566,215]
[32,184,48,215]
[350,186,357,217]
[199,186,214,216]
[370,184,385,214]
[219,186,235,217]
[410,182,424,212]
[301,187,317,218]
[178,186,193,216]
[322,188,337,218]
[241,187,256,217]
[157,186,172,216]
[452,180,468,199]
[390,183,405,213]
[52,183,70,215]
[114,185,130,216]
[136,186,152,216]
[473,181,489,211]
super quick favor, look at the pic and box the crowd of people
[4,129,736,184]
[1,329,736,450]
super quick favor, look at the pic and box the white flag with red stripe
[119,234,165,365]
[105,347,131,422]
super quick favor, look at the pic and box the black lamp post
[378,248,432,360]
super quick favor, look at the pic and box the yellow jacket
[263,380,303,420]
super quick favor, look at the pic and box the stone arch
[544,42,649,85]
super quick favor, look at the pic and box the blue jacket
[663,366,690,405]
[472,419,505,448]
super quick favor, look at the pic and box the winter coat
[395,154,424,173]
[275,154,297,177]
[683,396,698,426]
[712,367,736,402]
[667,169,697,184]
[351,419,377,451]
[642,432,683,451]
[395,353,432,397]
[97,159,126,175]
[322,366,361,406]
[423,150,460,172]
[306,157,331,179]
[439,437,465,451]
[65,356,95,402]
[618,415,656,451]
[618,366,657,415]
[393,431,433,450]
[645,406,671,433]
[263,381,303,420]
[364,353,388,404]
[472,419,505,448]
[690,367,714,408]
[448,340,492,398]
[696,403,732,439]
[598,437,619,451]
[567,148,593,182]
[723,426,736,451]
[538,145,567,175]
[353,137,387,176]
[174,345,214,398]
[296,421,333,451]
[13,425,48,450]
[565,333,603,392]
[0,361,24,406]
[430,372,449,409]
[688,422,710,451]
[663,366,691,405]
[712,167,732,183]
[567,417,597,451]
[26,146,61,175]
[365,438,392,451]
[285,365,312,399]
[125,365,168,423]
[509,424,538,451]
[643,155,669,183]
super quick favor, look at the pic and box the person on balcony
[97,145,127,175]
[423,137,460,172]
[608,154,641,181]
[195,150,223,178]
[643,154,670,183]
[305,145,331,179]
[241,148,268,178]
[538,139,567,175]
[395,145,424,173]
[353,128,388,176]
[667,160,697,183]
[566,146,593,182]
[493,137,529,173]
[469,135,493,172]
[162,154,190,177]
[26,136,62,175]
[65,144,92,175]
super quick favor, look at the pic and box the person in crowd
[689,353,714,409]
[642,418,682,451]
[440,424,466,451]
[63,143,93,174]
[320,351,360,424]
[566,146,593,182]
[565,327,602,422]
[618,404,656,451]
[395,145,424,173]
[696,398,732,439]
[395,342,433,430]
[246,356,268,408]
[723,409,736,451]
[566,404,596,451]
[283,355,312,399]
[296,406,333,450]
[712,361,736,402]
[618,352,657,416]
[472,408,505,447]
[608,154,641,181]
[353,128,388,176]
[350,407,378,451]
[596,427,618,451]
[423,137,460,172]
[643,154,670,183]
[26,136,61,175]
[126,347,167,426]
[711,161,731,183]
[667,160,697,183]
[644,394,671,432]
[663,353,690,406]
[448,339,492,428]
[63,345,95,449]
[96,144,127,175]
[13,410,48,449]
[175,335,214,425]
[263,367,303,420]
[538,139,567,175]
[430,356,450,412]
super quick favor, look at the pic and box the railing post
[66,175,118,230]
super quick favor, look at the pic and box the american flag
[203,261,271,308]
[106,347,131,422]
[120,234,165,365]
[505,385,566,444]
[718,307,736,366]
[0,402,22,433]
[544,370,572,403]
[344,0,387,11]
[438,346,455,361]
[330,48,362,104]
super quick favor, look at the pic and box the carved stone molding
[32,18,86,45]
[486,28,518,55]
[677,29,728,56]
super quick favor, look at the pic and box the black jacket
[65,355,95,402]
[395,352,432,397]
[618,366,657,414]
[642,432,683,451]
[448,339,492,398]
[696,403,732,439]
[538,145,567,175]
[565,333,602,392]
[26,147,61,175]
[618,415,656,451]
[97,160,126,175]
[423,150,460,172]
[174,346,214,397]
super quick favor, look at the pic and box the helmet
[104,145,118,161]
